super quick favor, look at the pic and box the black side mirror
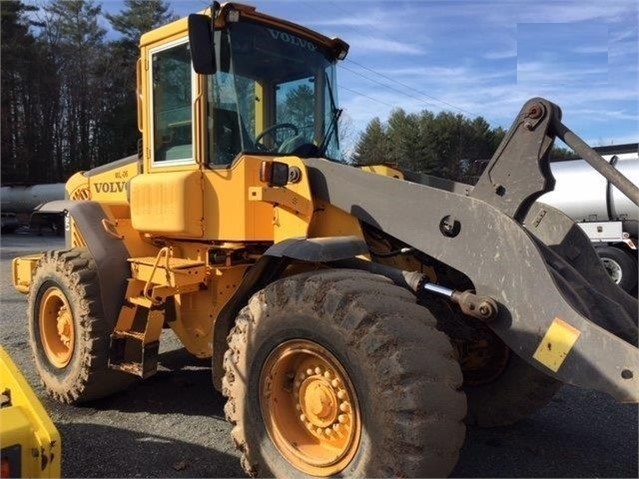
[188,14,216,74]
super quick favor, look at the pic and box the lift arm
[304,98,639,403]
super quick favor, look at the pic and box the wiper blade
[318,107,342,157]
[319,72,341,157]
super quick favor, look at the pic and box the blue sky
[100,0,638,149]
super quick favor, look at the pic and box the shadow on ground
[59,423,243,478]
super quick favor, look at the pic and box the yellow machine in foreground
[11,3,639,477]
[0,347,61,478]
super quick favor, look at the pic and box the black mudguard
[36,200,130,327]
[211,236,368,390]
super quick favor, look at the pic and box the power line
[340,63,442,111]
[306,0,479,117]
[339,86,396,108]
[345,59,479,118]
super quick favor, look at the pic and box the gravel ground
[1,232,637,478]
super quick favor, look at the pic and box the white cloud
[569,46,610,55]
[516,61,609,85]
[568,109,639,122]
[375,65,469,78]
[346,35,426,55]
[584,132,639,146]
[483,49,518,60]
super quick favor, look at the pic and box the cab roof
[140,2,348,60]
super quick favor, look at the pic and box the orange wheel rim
[260,339,361,476]
[39,287,75,368]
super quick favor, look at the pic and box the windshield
[207,21,340,165]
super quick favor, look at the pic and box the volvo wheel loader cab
[11,3,639,478]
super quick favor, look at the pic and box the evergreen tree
[352,108,512,181]
[0,1,57,183]
[102,0,176,163]
[106,0,175,51]
[44,0,106,171]
[352,118,389,165]
[386,109,423,172]
[1,1,33,182]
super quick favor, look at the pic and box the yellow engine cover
[130,170,203,237]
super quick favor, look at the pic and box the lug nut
[339,402,350,413]
[306,368,314,376]
[337,390,346,400]
[338,414,347,424]
[314,367,322,375]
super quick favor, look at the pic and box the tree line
[1,0,175,184]
[351,109,572,183]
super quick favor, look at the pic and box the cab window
[276,76,316,150]
[151,41,194,164]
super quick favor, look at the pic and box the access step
[108,303,164,378]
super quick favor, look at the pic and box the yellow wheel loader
[0,347,61,478]
[11,3,639,477]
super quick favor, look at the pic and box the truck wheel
[459,328,562,427]
[28,249,133,404]
[223,269,466,478]
[596,246,638,293]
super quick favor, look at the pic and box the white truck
[540,143,639,293]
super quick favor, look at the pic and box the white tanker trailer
[0,183,65,233]
[539,146,639,293]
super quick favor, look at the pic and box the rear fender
[32,200,130,326]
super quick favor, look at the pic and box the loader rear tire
[222,269,466,478]
[464,345,562,427]
[28,249,133,404]
[428,298,562,427]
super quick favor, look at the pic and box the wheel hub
[300,376,337,426]
[260,340,360,476]
[56,306,73,347]
[39,287,74,368]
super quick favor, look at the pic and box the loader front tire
[223,269,466,478]
[29,249,133,404]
